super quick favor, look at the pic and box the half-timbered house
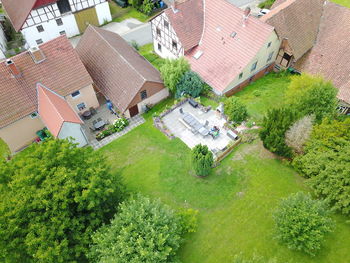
[2,0,111,47]
[150,0,281,96]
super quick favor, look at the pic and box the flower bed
[96,118,129,141]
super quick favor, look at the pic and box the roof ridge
[90,26,146,84]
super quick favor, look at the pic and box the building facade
[2,0,112,47]
[0,22,6,59]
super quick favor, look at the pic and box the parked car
[258,9,270,17]
[113,0,128,8]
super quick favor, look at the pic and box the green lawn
[139,43,166,70]
[99,99,350,263]
[109,2,149,22]
[235,72,291,122]
[331,0,350,7]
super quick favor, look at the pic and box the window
[158,43,162,52]
[59,30,66,35]
[77,102,86,111]
[267,51,274,62]
[156,27,161,37]
[267,42,272,48]
[164,20,169,29]
[36,39,43,45]
[37,25,44,33]
[57,0,71,14]
[239,72,243,79]
[140,90,147,100]
[172,40,177,50]
[71,90,80,98]
[30,112,38,119]
[251,61,258,72]
[56,18,63,26]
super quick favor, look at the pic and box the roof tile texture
[76,26,163,112]
[185,0,274,92]
[2,0,37,31]
[164,0,204,51]
[261,0,324,60]
[0,36,93,128]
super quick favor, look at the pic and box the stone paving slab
[89,115,145,149]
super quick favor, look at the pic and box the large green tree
[285,74,338,122]
[191,144,214,177]
[273,192,334,256]
[293,118,350,215]
[0,139,125,263]
[89,195,186,263]
[159,58,190,94]
[175,71,204,98]
[259,107,298,157]
[224,97,248,124]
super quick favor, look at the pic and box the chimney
[242,7,251,27]
[171,0,179,13]
[29,46,46,64]
[6,59,21,78]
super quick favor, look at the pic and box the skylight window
[230,32,237,38]
[193,50,203,60]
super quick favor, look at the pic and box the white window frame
[77,102,86,111]
[36,39,43,45]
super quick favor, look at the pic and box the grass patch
[235,72,291,122]
[109,2,149,22]
[0,138,10,159]
[99,100,350,263]
[258,0,276,8]
[331,0,350,7]
[139,43,166,70]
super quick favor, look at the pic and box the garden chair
[92,120,97,125]
[97,117,102,122]
[179,108,184,114]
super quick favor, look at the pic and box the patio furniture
[204,120,209,127]
[209,126,220,139]
[89,127,96,132]
[179,108,184,114]
[94,120,106,130]
[188,98,198,108]
[227,130,239,140]
[198,126,209,137]
[92,120,97,125]
[89,107,97,115]
[182,113,209,136]
[97,117,102,122]
[82,110,92,120]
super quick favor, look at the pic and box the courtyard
[162,101,235,153]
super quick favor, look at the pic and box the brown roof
[76,26,163,113]
[37,83,83,137]
[0,36,93,128]
[295,2,350,104]
[164,0,204,51]
[2,0,37,31]
[261,0,324,60]
[185,0,274,92]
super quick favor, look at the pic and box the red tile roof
[2,0,37,31]
[261,0,324,60]
[76,26,163,112]
[295,2,350,104]
[0,36,93,128]
[37,83,82,137]
[185,0,274,92]
[164,0,204,51]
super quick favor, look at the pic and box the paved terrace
[162,102,233,152]
[82,104,145,149]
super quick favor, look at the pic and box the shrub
[191,144,214,176]
[285,115,315,154]
[285,74,338,122]
[0,139,125,263]
[259,107,298,157]
[224,97,248,124]
[140,0,154,15]
[159,58,190,94]
[130,40,139,50]
[293,118,350,215]
[273,192,334,256]
[89,195,189,263]
[175,71,204,98]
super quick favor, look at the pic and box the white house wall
[68,0,106,13]
[58,122,88,147]
[222,31,281,95]
[95,1,112,25]
[137,88,169,113]
[0,25,6,59]
[151,13,183,59]
[22,14,79,47]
